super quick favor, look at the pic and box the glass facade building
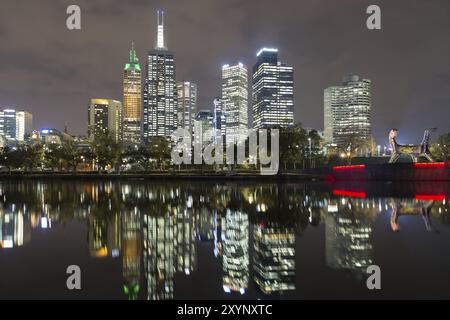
[177,81,197,135]
[252,48,294,129]
[143,11,177,141]
[222,63,248,145]
[324,74,372,147]
[88,99,123,142]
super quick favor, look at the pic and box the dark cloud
[0,0,449,146]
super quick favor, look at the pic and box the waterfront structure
[143,11,177,141]
[0,108,33,141]
[88,99,123,142]
[123,42,142,144]
[177,81,197,135]
[324,74,372,147]
[252,48,294,129]
[222,63,248,145]
[253,223,296,294]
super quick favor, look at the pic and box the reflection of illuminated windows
[143,215,174,300]
[222,210,249,294]
[325,211,373,271]
[0,207,31,249]
[253,224,295,294]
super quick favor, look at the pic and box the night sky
[0,0,449,146]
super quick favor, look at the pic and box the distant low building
[31,128,73,145]
[88,99,123,142]
[0,108,33,143]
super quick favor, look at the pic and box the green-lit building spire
[125,41,141,72]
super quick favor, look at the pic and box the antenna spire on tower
[156,10,167,50]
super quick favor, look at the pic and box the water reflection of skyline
[0,181,448,299]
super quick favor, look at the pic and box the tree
[44,144,64,172]
[90,131,123,172]
[23,145,43,172]
[431,133,450,161]
[148,137,171,170]
[61,140,83,172]
[0,147,25,172]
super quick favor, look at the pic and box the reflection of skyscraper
[253,223,295,294]
[325,209,373,272]
[88,213,121,258]
[0,206,31,249]
[222,209,249,294]
[174,207,196,275]
[197,207,214,242]
[143,215,174,300]
[122,210,141,300]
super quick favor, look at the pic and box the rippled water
[0,179,449,299]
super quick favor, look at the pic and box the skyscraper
[16,111,33,141]
[143,11,177,141]
[88,99,123,142]
[194,110,214,146]
[0,108,33,141]
[252,48,294,129]
[123,42,142,144]
[213,97,226,139]
[177,81,197,134]
[222,63,248,145]
[324,75,372,147]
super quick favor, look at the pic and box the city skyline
[0,0,449,145]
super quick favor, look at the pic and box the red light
[415,194,446,201]
[413,162,445,168]
[333,189,366,198]
[332,165,366,171]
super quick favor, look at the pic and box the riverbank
[0,171,325,181]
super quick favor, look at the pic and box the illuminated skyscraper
[222,209,249,295]
[123,42,142,144]
[16,111,33,141]
[213,97,226,139]
[252,48,294,129]
[222,63,248,145]
[194,110,214,146]
[143,11,177,141]
[177,81,197,134]
[88,99,123,142]
[0,109,33,141]
[253,223,296,294]
[324,75,372,147]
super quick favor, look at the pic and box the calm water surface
[0,179,449,299]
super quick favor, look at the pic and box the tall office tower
[88,99,123,142]
[193,110,214,146]
[16,111,33,141]
[252,48,294,129]
[222,209,249,294]
[222,63,248,145]
[123,42,142,144]
[0,109,33,141]
[324,74,372,147]
[0,109,17,140]
[177,81,197,134]
[253,223,296,294]
[143,11,177,141]
[213,97,226,139]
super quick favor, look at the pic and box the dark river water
[0,179,449,300]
